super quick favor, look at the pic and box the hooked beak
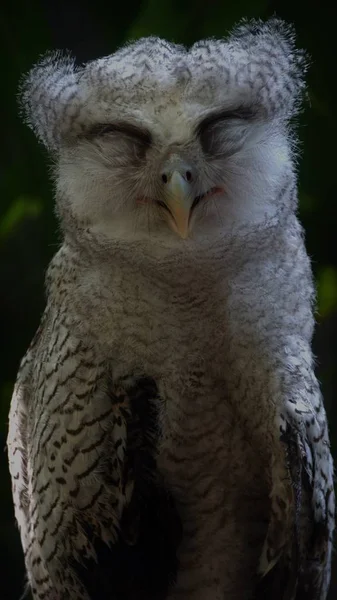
[163,171,193,239]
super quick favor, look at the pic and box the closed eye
[195,106,255,137]
[196,107,255,156]
[88,122,152,146]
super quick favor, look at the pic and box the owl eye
[197,107,254,133]
[89,122,152,147]
[97,125,120,136]
[197,107,254,156]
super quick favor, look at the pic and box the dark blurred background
[1,1,336,598]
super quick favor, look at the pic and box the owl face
[21,19,307,245]
[56,100,290,243]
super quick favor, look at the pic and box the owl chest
[157,377,268,498]
[75,270,228,379]
[155,376,270,596]
[61,267,271,590]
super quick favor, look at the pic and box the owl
[7,18,334,600]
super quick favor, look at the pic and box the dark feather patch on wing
[255,420,331,600]
[73,377,182,600]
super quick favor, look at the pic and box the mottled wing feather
[8,314,181,600]
[73,377,182,600]
[8,359,31,588]
[257,376,334,600]
[8,317,48,596]
[8,315,120,599]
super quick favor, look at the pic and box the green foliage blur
[1,1,336,598]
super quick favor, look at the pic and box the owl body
[8,19,334,600]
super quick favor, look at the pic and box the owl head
[20,18,307,246]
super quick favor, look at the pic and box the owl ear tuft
[229,18,310,120]
[18,51,79,152]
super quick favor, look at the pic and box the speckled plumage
[8,18,334,600]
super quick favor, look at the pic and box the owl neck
[57,200,294,283]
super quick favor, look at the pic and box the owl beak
[164,171,193,239]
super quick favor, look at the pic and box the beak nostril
[161,169,193,185]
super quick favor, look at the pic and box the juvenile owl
[7,18,334,600]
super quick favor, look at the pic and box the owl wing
[7,350,33,597]
[7,316,49,580]
[72,376,182,600]
[257,382,334,600]
[8,316,181,600]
